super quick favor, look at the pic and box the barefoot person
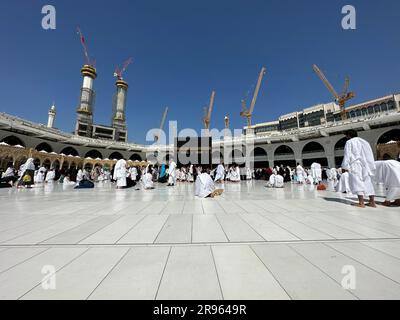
[341,130,376,208]
[374,160,400,206]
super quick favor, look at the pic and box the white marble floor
[0,181,399,300]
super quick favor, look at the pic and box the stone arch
[42,159,51,168]
[109,152,124,160]
[60,147,79,157]
[85,150,103,159]
[274,145,295,157]
[35,142,53,153]
[228,148,245,163]
[334,137,348,151]
[251,147,268,168]
[1,135,25,147]
[377,129,400,145]
[0,154,14,170]
[130,153,142,161]
[52,160,61,169]
[302,141,325,155]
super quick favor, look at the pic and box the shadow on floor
[321,197,355,205]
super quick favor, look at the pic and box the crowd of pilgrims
[1,148,399,205]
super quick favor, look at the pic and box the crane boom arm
[249,67,266,115]
[159,107,169,130]
[313,64,339,99]
[77,27,91,66]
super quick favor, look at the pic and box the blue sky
[0,0,399,143]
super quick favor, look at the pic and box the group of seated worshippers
[0,159,36,188]
[266,170,284,188]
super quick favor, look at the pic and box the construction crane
[240,67,266,127]
[312,64,355,120]
[154,106,169,142]
[203,91,216,130]
[114,57,133,80]
[77,27,95,67]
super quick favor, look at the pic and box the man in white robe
[195,169,223,198]
[129,166,138,181]
[142,167,155,190]
[187,164,194,182]
[45,168,56,183]
[113,159,127,189]
[36,166,46,184]
[342,130,376,208]
[275,174,284,188]
[246,167,252,180]
[374,160,400,206]
[296,163,306,184]
[230,165,241,182]
[310,162,322,184]
[266,170,284,188]
[167,159,177,186]
[214,162,225,182]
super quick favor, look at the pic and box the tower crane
[203,91,216,130]
[114,57,133,80]
[240,67,266,127]
[154,106,169,142]
[312,64,355,120]
[77,27,95,67]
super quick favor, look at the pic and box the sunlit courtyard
[0,181,399,300]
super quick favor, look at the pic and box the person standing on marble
[311,162,322,185]
[215,162,225,183]
[187,164,194,183]
[342,130,376,208]
[296,163,306,184]
[113,159,128,189]
[167,159,177,186]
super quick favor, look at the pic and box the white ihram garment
[168,161,177,185]
[195,173,215,198]
[45,170,55,183]
[230,167,241,182]
[142,172,154,189]
[342,137,376,197]
[113,159,127,188]
[296,165,305,183]
[36,167,46,183]
[336,172,352,194]
[311,163,322,182]
[215,164,225,181]
[374,160,400,201]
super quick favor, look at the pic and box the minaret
[75,65,97,137]
[112,78,128,142]
[224,115,230,129]
[47,104,56,128]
